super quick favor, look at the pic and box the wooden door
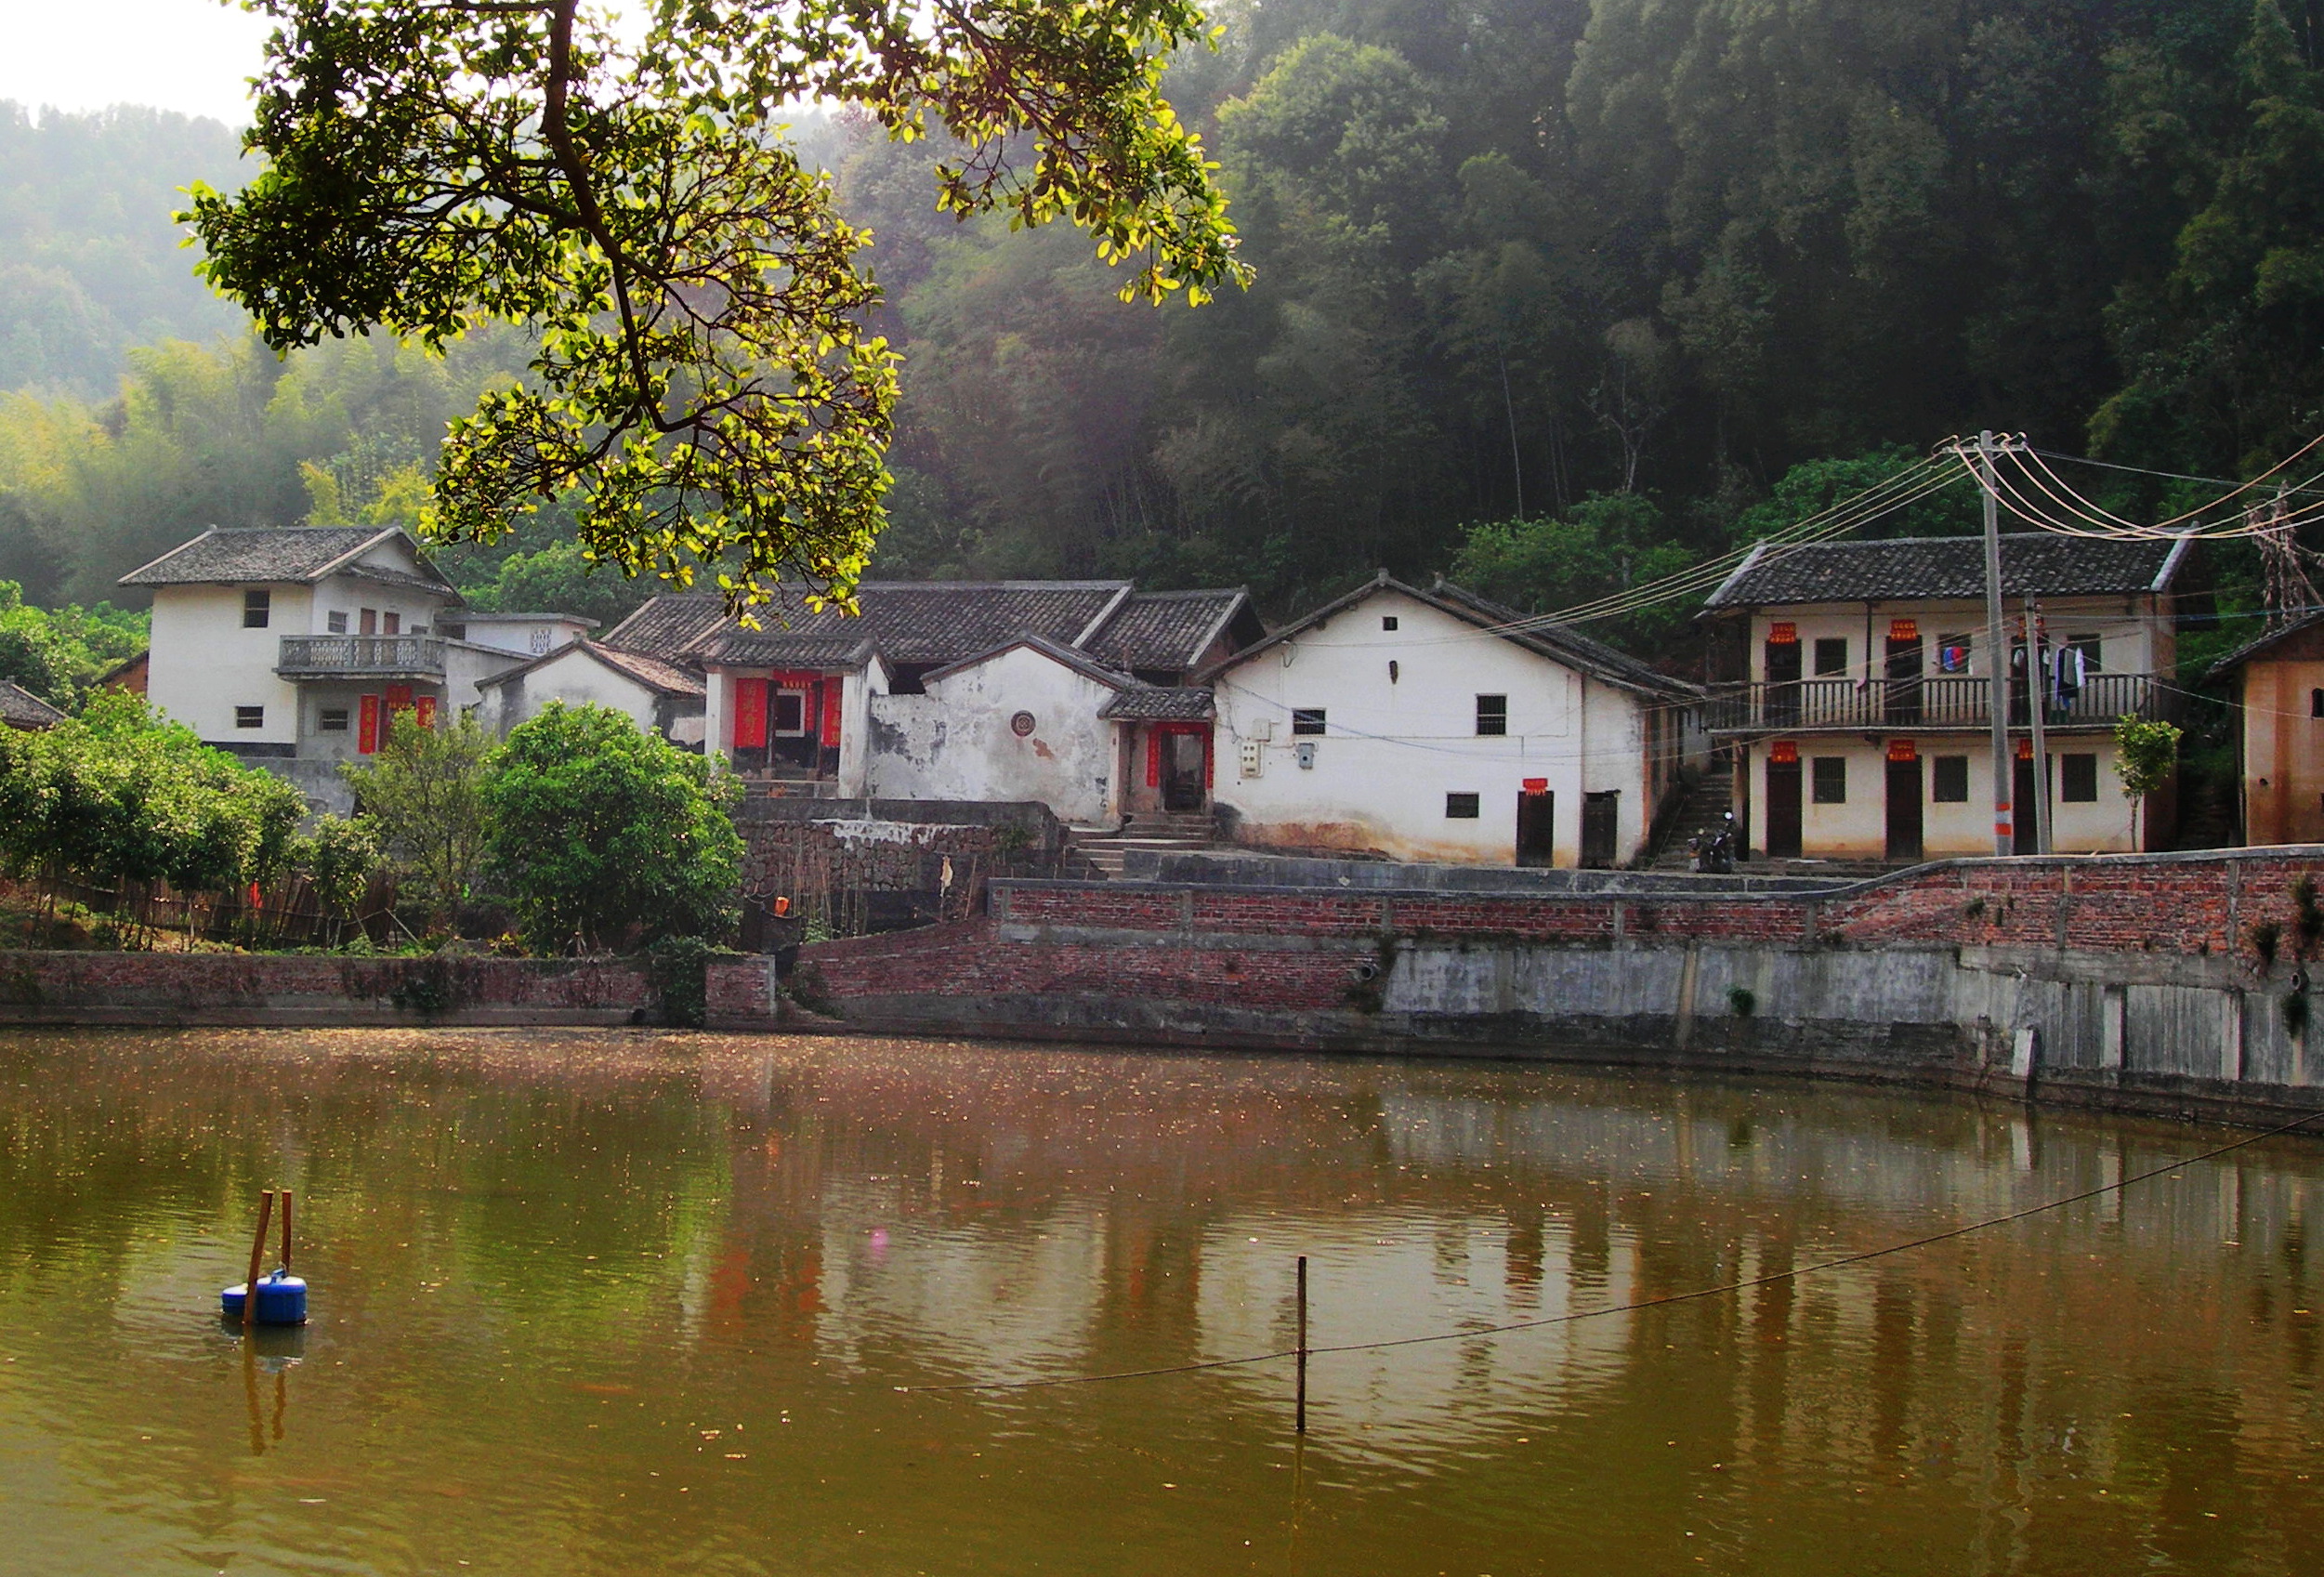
[1765,639,1802,725]
[1885,757,1924,862]
[1516,790,1556,867]
[1765,758,1803,860]
[1581,792,1619,869]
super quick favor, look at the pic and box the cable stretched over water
[894,1104,2324,1396]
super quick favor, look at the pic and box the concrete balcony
[276,635,447,681]
[1702,673,2173,734]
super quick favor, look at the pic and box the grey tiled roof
[606,581,1141,669]
[118,526,442,587]
[1704,532,2189,609]
[1201,573,1700,700]
[1098,686,1215,721]
[600,593,731,656]
[476,638,706,697]
[0,680,65,729]
[1083,590,1250,672]
[925,632,1136,690]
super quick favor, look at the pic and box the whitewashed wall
[148,583,314,746]
[866,645,1121,823]
[1209,587,1666,866]
[479,648,661,736]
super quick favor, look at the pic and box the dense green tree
[185,0,1248,611]
[1449,493,1697,647]
[341,709,497,915]
[482,703,742,953]
[0,691,303,899]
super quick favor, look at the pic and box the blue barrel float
[221,1270,309,1326]
[221,1187,310,1326]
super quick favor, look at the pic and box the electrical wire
[895,1104,2324,1395]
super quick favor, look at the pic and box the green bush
[341,708,494,916]
[482,703,742,953]
[0,690,304,897]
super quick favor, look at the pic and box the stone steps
[1065,812,1216,879]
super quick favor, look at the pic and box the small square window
[1812,637,1848,677]
[235,705,265,729]
[1445,792,1480,819]
[327,611,348,635]
[2061,753,2099,802]
[1811,756,1847,804]
[318,707,349,732]
[1932,756,1970,803]
[1476,694,1508,736]
[243,589,270,628]
[1291,708,1326,736]
[1381,615,1398,631]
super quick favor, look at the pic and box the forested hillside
[0,104,249,395]
[2,1,2320,640]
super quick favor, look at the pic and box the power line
[895,1104,2324,1397]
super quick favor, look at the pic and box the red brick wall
[0,951,651,1022]
[802,852,2324,1016]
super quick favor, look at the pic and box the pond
[1,1029,2320,1575]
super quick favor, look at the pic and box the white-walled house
[600,582,1260,821]
[475,639,707,746]
[119,525,594,811]
[1197,574,1702,867]
[1700,532,2191,861]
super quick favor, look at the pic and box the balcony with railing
[1701,673,2173,734]
[276,635,447,681]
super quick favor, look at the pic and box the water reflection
[0,1028,2319,1574]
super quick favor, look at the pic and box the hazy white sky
[0,0,276,125]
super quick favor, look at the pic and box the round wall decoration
[1010,711,1037,737]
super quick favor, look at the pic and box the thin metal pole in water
[279,1189,294,1275]
[243,1190,275,1329]
[1295,1255,1308,1435]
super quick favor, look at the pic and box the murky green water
[2,1030,2321,1574]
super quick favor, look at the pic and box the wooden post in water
[279,1189,294,1274]
[1294,1255,1308,1435]
[243,1190,275,1329]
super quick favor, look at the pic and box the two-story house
[118,526,582,810]
[1700,533,2192,862]
[1196,573,1703,867]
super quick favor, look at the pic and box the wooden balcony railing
[1702,673,2173,732]
[275,636,448,679]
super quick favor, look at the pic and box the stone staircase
[1641,761,1737,872]
[1065,811,1216,878]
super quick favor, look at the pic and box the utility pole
[1975,432,2014,856]
[2026,600,2052,855]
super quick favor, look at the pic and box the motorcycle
[1690,811,1737,874]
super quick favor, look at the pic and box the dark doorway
[1884,637,1924,724]
[1581,791,1619,869]
[1161,729,1208,812]
[1765,639,1802,725]
[770,686,820,771]
[1765,756,1803,860]
[2013,756,2047,854]
[1885,756,1924,862]
[1517,790,1556,867]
